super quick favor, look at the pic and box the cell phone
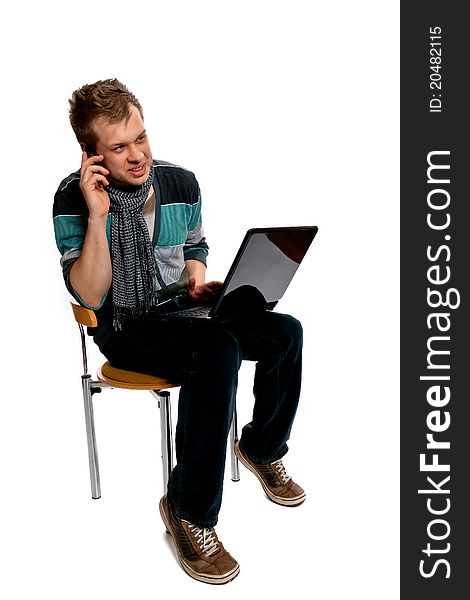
[85,144,103,166]
[85,144,96,158]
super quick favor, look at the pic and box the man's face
[93,104,153,188]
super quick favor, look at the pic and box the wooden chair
[71,302,240,499]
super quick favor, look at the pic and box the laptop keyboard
[169,305,212,318]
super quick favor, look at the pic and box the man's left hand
[187,276,223,304]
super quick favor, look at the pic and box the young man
[53,78,305,585]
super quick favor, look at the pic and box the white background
[0,1,399,598]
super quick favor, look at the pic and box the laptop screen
[212,226,318,315]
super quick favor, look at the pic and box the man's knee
[276,314,303,350]
[284,314,303,339]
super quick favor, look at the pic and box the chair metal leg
[230,405,240,482]
[81,375,101,499]
[151,390,174,492]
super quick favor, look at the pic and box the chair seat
[97,361,180,391]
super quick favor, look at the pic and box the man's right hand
[79,150,111,219]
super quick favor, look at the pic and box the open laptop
[157,226,318,321]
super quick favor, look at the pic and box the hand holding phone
[80,147,110,219]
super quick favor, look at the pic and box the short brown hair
[68,78,144,148]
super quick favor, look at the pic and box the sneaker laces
[272,459,291,485]
[187,523,220,557]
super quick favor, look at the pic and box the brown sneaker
[159,495,240,585]
[235,441,306,506]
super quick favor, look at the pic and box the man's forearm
[70,216,112,308]
[185,259,206,286]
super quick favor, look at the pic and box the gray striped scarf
[107,168,157,330]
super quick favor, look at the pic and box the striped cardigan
[53,159,209,314]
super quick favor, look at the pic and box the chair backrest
[71,302,97,375]
[71,302,98,327]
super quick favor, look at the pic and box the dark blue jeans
[97,310,303,528]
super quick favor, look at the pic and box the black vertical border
[401,3,468,598]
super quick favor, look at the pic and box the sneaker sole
[159,498,240,585]
[235,443,306,507]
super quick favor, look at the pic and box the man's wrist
[87,214,108,226]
